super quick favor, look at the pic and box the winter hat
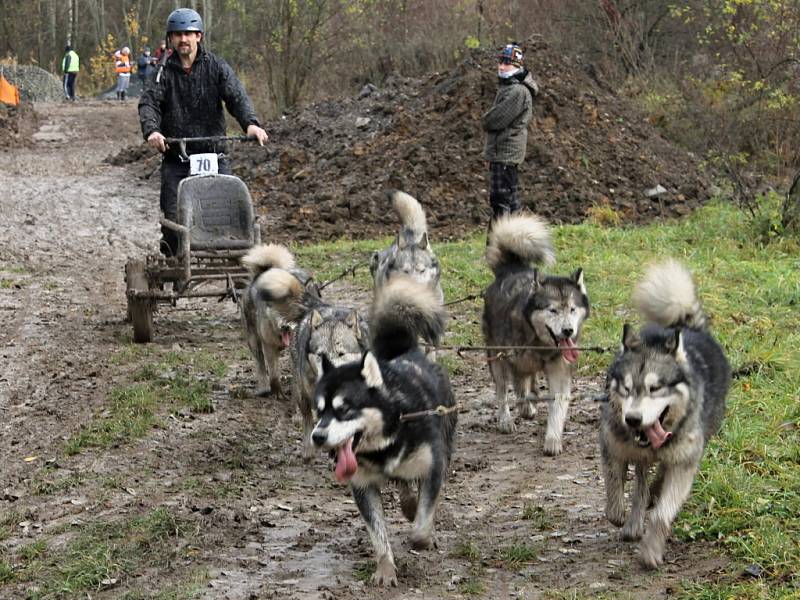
[497,43,524,68]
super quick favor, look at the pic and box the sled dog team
[239,190,731,586]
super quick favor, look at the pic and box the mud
[0,101,729,599]
[112,39,712,244]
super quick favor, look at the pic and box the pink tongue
[334,438,358,483]
[281,330,292,348]
[645,419,673,449]
[558,338,579,363]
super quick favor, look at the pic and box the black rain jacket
[138,45,260,161]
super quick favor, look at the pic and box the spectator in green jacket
[61,44,79,101]
[482,43,539,220]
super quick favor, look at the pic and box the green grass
[293,198,800,597]
[497,542,541,568]
[452,539,482,561]
[521,503,552,530]
[8,508,192,597]
[65,347,227,455]
[353,560,376,583]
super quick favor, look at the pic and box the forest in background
[2,0,800,213]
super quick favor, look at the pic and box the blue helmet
[498,43,524,67]
[166,8,204,33]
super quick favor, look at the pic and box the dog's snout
[625,413,642,428]
[561,327,574,338]
[312,430,327,447]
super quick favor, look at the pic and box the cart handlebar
[164,135,257,162]
[163,135,256,144]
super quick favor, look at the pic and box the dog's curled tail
[254,267,315,322]
[485,213,555,273]
[390,190,428,236]
[370,276,445,360]
[241,244,295,278]
[633,260,708,331]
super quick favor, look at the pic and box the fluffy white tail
[370,276,445,359]
[485,213,555,273]
[241,244,295,277]
[391,190,428,236]
[633,260,707,330]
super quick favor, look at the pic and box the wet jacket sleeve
[217,58,260,131]
[138,78,164,140]
[482,86,527,132]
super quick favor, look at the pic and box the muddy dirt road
[0,102,727,599]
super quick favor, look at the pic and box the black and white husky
[310,276,456,587]
[600,260,730,568]
[483,213,590,454]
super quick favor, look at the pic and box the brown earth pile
[0,100,39,149]
[112,38,712,243]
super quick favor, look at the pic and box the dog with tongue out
[483,212,590,454]
[310,276,456,587]
[600,260,730,569]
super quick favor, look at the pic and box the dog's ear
[321,353,335,375]
[622,323,640,350]
[369,251,380,278]
[418,231,429,250]
[572,268,587,295]
[532,268,541,288]
[360,352,383,388]
[310,310,323,329]
[346,309,364,340]
[665,329,688,364]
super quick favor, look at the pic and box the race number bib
[189,153,219,176]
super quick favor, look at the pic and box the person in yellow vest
[115,47,132,101]
[61,44,79,101]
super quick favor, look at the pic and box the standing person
[115,47,132,101]
[153,39,168,62]
[482,43,539,221]
[137,46,152,86]
[61,44,79,101]
[138,8,269,257]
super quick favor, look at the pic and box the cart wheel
[125,259,153,343]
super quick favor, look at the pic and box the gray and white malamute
[483,213,589,455]
[370,190,444,305]
[311,277,456,587]
[601,260,730,568]
[254,268,369,461]
[240,244,319,397]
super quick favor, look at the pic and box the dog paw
[518,400,537,419]
[399,496,417,522]
[302,443,316,464]
[543,435,562,456]
[638,533,665,569]
[621,521,644,541]
[497,415,517,434]
[605,506,626,528]
[409,532,434,550]
[371,559,398,587]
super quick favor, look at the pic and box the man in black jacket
[138,8,268,256]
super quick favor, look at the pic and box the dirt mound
[0,100,39,149]
[0,65,63,102]
[115,38,712,243]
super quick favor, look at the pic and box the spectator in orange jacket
[115,47,132,101]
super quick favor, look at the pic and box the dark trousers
[159,157,232,256]
[488,162,520,219]
[63,73,77,100]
